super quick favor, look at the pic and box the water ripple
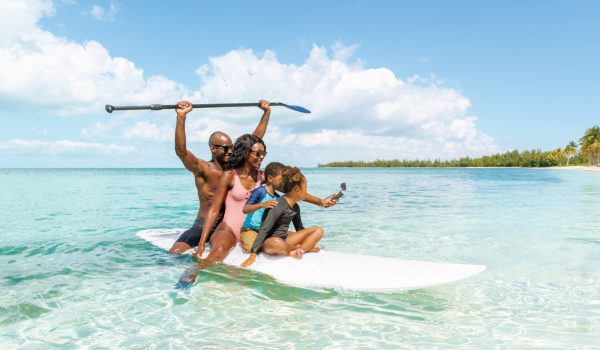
[1,168,599,348]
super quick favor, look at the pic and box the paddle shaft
[106,102,287,113]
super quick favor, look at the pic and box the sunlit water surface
[1,168,599,349]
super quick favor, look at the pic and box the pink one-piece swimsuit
[223,170,261,241]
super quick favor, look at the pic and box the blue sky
[1,0,599,167]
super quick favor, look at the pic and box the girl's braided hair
[282,166,305,193]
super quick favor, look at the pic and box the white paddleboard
[137,228,485,292]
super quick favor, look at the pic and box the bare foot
[307,246,321,253]
[288,247,304,259]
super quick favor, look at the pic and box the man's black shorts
[175,212,223,247]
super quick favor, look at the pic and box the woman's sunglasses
[249,150,267,158]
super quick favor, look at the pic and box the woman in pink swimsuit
[194,133,266,266]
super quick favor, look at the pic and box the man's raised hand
[258,99,271,112]
[176,100,193,117]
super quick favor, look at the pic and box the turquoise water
[1,168,599,348]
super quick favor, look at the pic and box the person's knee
[313,226,324,238]
[168,243,190,254]
[211,245,227,257]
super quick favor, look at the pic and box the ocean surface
[0,168,599,349]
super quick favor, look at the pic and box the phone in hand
[333,182,346,200]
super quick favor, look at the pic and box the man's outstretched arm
[175,100,203,175]
[252,99,271,139]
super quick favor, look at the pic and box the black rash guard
[250,196,305,254]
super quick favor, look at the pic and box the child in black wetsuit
[241,167,324,267]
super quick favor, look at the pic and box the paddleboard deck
[137,229,485,292]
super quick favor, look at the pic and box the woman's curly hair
[282,167,306,193]
[225,133,266,170]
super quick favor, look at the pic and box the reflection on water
[0,168,599,348]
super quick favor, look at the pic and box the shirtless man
[167,99,272,254]
[169,99,338,257]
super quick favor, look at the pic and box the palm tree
[588,141,600,166]
[564,141,577,166]
[548,148,564,166]
[580,126,600,164]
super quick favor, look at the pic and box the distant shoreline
[550,166,600,172]
[318,166,600,172]
[1,166,599,172]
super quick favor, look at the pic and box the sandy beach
[551,166,600,172]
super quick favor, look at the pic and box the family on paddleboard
[168,100,338,275]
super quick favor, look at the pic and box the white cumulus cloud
[186,45,496,162]
[0,0,498,165]
[0,139,135,155]
[124,121,172,141]
[0,0,186,115]
[85,2,120,21]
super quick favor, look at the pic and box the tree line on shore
[319,126,600,168]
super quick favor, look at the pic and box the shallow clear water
[0,168,599,349]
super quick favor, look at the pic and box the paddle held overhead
[105,102,311,114]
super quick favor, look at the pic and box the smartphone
[333,191,344,200]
